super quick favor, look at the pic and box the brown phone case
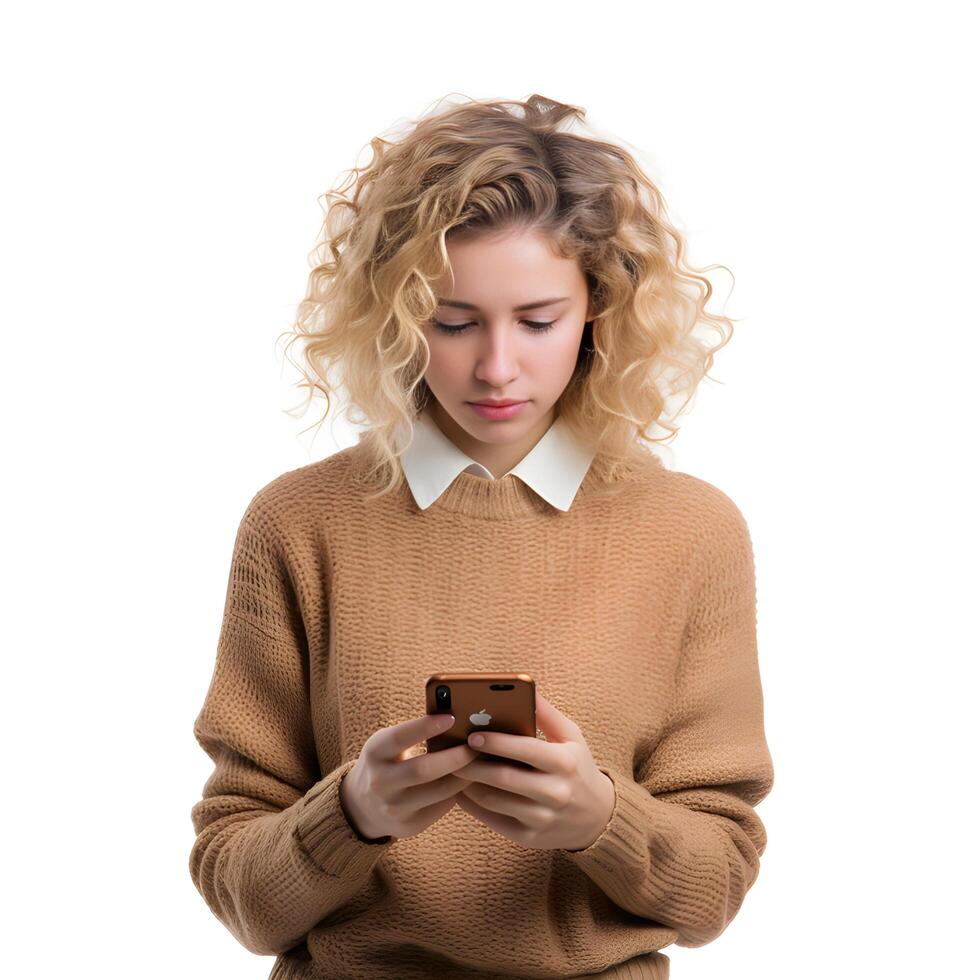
[425,672,537,769]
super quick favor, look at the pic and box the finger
[400,768,477,811]
[466,729,563,772]
[369,712,455,761]
[461,778,553,825]
[455,789,526,841]
[455,757,560,805]
[395,742,480,789]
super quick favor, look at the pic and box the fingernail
[440,714,455,727]
[469,733,485,747]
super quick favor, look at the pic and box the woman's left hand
[454,690,616,852]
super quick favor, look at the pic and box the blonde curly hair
[277,93,737,501]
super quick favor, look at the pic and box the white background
[3,1,976,977]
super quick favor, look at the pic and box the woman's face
[423,227,591,456]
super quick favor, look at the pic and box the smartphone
[425,672,537,770]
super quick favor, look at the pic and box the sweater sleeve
[563,491,774,948]
[188,500,394,957]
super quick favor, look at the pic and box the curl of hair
[276,92,738,501]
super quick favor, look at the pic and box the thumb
[535,690,582,743]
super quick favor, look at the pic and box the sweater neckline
[348,439,664,521]
[420,453,666,521]
[425,468,565,520]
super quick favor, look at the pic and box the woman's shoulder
[656,466,755,575]
[659,464,748,521]
[237,443,365,538]
[631,454,752,548]
[584,451,750,560]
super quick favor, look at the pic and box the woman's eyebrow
[435,296,570,312]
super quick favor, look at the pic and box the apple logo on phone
[469,707,492,727]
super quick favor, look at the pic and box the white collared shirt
[396,405,596,512]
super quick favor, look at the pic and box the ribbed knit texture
[189,440,774,979]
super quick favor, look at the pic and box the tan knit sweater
[188,440,774,980]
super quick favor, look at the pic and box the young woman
[188,93,774,980]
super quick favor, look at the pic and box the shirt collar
[396,405,596,512]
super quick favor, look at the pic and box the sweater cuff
[562,764,659,874]
[293,758,394,875]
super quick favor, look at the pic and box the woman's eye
[432,319,557,335]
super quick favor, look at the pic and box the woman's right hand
[338,713,479,841]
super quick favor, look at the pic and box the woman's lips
[467,400,528,420]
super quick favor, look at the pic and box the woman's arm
[188,501,393,957]
[564,490,774,947]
